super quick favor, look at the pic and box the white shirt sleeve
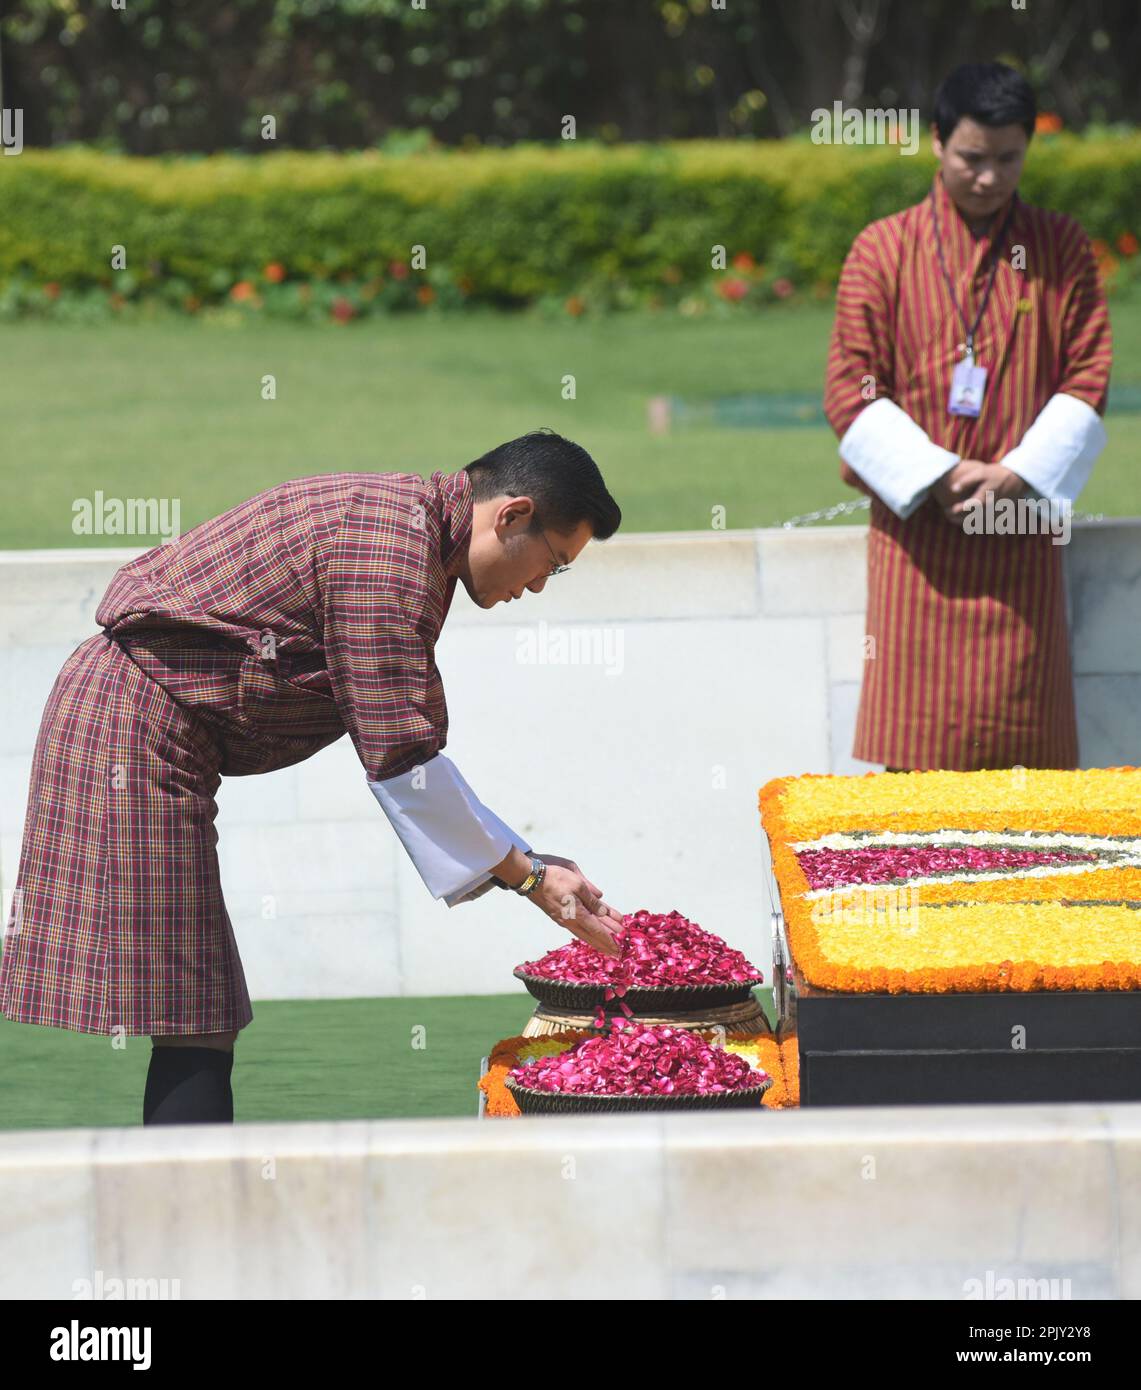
[838,397,960,520]
[367,753,531,908]
[998,392,1107,506]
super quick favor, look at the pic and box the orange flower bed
[759,768,1141,995]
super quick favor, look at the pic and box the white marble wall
[0,521,1138,1001]
[2,1102,1137,1299]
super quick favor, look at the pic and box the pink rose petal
[510,1019,768,1097]
[519,910,764,989]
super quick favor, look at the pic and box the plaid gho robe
[824,170,1112,770]
[97,469,473,780]
[0,470,474,1035]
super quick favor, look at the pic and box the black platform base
[796,988,1141,1106]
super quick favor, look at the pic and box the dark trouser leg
[144,1043,235,1124]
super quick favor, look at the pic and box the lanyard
[930,183,1018,362]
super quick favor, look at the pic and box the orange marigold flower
[732,251,756,271]
[1116,232,1139,258]
[263,262,287,284]
[1035,112,1063,134]
[718,277,749,302]
[779,1030,800,1106]
[416,284,435,306]
[479,1061,522,1117]
[230,280,256,303]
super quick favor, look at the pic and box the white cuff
[999,393,1107,506]
[368,754,531,907]
[441,799,533,907]
[839,398,960,519]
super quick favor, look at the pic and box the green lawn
[0,989,776,1129]
[2,303,1139,549]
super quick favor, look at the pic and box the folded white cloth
[368,753,531,907]
[838,398,960,519]
[998,392,1107,504]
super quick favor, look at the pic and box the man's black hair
[933,62,1037,143]
[464,428,621,540]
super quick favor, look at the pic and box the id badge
[948,358,987,417]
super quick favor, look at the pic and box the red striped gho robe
[823,168,1112,770]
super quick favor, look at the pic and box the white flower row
[792,829,1141,853]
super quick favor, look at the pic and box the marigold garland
[758,768,1141,994]
[778,1027,800,1107]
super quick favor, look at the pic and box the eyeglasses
[536,524,571,578]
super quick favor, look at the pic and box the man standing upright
[824,62,1112,771]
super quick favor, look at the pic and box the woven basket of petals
[505,1018,772,1114]
[515,908,764,1015]
[513,973,757,1013]
[505,1078,772,1113]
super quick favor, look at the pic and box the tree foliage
[1,0,1138,153]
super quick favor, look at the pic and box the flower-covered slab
[758,768,1141,994]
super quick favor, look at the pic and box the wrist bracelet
[515,856,546,895]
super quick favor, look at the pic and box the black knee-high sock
[144,1046,234,1125]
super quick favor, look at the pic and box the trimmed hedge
[3,137,1141,313]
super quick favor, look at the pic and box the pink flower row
[797,845,1096,891]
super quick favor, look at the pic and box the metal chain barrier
[774,496,1106,528]
[776,497,871,528]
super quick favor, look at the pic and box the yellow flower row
[909,865,1141,906]
[759,767,1141,841]
[813,899,1141,978]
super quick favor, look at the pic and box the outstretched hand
[527,853,623,957]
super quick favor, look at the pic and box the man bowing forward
[825,61,1112,772]
[0,429,624,1124]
